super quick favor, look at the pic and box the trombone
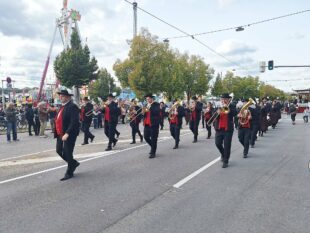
[129,103,152,123]
[207,93,234,126]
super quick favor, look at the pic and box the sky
[0,0,309,92]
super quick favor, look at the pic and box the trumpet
[102,100,111,108]
[207,93,234,126]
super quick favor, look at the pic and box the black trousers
[83,120,94,143]
[190,119,200,140]
[104,121,117,148]
[160,116,164,129]
[130,121,142,142]
[27,119,35,135]
[291,114,296,122]
[206,124,212,138]
[170,123,180,146]
[144,125,159,154]
[250,124,259,146]
[34,118,40,135]
[56,137,78,175]
[238,127,251,155]
[201,116,205,128]
[215,130,233,163]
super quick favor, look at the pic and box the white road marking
[0,132,194,185]
[173,157,221,189]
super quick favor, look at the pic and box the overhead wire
[166,9,310,40]
[123,0,250,72]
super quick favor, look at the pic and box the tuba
[238,98,254,126]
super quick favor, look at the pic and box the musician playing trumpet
[214,93,237,168]
[168,100,185,149]
[81,96,95,145]
[128,99,143,144]
[237,99,252,158]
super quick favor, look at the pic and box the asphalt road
[0,115,309,233]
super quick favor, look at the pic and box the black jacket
[191,101,203,122]
[54,100,80,141]
[103,101,120,125]
[249,106,260,126]
[83,102,93,123]
[214,104,237,132]
[176,105,185,126]
[25,108,34,121]
[144,102,160,127]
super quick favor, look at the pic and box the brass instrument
[102,100,111,108]
[238,98,254,126]
[129,103,152,123]
[207,93,234,126]
[168,101,181,120]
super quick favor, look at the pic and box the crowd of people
[0,91,309,180]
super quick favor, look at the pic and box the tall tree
[54,30,99,102]
[211,73,224,97]
[88,68,121,101]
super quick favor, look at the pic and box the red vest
[218,112,228,131]
[55,106,64,137]
[104,106,110,122]
[144,111,151,126]
[190,110,197,121]
[170,114,178,124]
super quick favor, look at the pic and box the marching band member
[204,102,214,139]
[249,100,260,148]
[214,93,237,168]
[143,94,160,158]
[81,96,95,145]
[189,96,202,143]
[103,94,119,151]
[128,99,143,144]
[238,99,252,158]
[169,100,185,149]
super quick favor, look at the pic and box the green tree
[88,68,121,101]
[211,73,224,97]
[54,30,98,101]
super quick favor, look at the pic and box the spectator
[5,102,18,142]
[25,104,35,136]
[38,102,48,137]
[303,107,309,123]
[49,104,57,133]
[33,106,40,136]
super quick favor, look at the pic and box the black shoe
[116,132,120,138]
[105,147,112,151]
[140,135,143,142]
[243,154,248,158]
[90,136,95,143]
[72,162,80,174]
[60,174,73,181]
[81,142,89,145]
[222,162,228,168]
[113,139,118,147]
[149,153,156,158]
[173,145,178,149]
[207,136,210,139]
[130,141,136,144]
[193,139,197,143]
[29,134,33,136]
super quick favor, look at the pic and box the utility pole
[133,1,137,38]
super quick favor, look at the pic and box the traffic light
[259,61,266,73]
[6,77,12,83]
[268,60,274,70]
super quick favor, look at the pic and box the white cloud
[217,0,236,8]
[216,40,257,56]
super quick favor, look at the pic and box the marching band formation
[55,90,285,180]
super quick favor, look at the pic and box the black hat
[191,96,198,101]
[131,98,135,102]
[83,96,89,101]
[108,93,115,98]
[57,89,73,96]
[221,93,232,99]
[144,93,154,98]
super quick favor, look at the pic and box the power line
[265,77,310,82]
[123,0,250,72]
[166,9,310,40]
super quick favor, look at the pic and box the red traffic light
[6,77,12,83]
